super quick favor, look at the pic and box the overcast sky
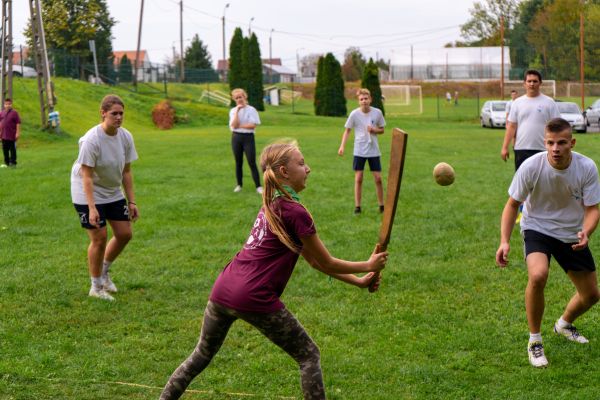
[12,0,477,71]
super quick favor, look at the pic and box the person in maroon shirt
[161,141,388,400]
[0,98,21,168]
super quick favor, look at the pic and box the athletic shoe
[554,323,589,343]
[233,185,242,193]
[515,212,522,224]
[528,341,548,368]
[256,186,264,195]
[354,206,361,215]
[103,274,118,293]
[0,164,7,168]
[89,287,115,301]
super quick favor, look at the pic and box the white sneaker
[0,164,7,168]
[528,341,548,368]
[256,186,264,195]
[89,286,115,301]
[103,274,118,293]
[233,185,242,193]
[554,323,589,343]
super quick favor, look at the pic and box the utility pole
[29,0,55,129]
[1,0,14,104]
[179,0,184,82]
[580,3,585,110]
[222,3,229,82]
[500,15,505,100]
[269,29,273,84]
[133,0,144,89]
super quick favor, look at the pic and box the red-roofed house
[113,50,156,82]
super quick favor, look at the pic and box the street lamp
[269,29,274,84]
[248,17,255,35]
[222,3,230,75]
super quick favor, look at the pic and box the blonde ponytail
[260,140,304,253]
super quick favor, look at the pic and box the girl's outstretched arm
[300,233,387,276]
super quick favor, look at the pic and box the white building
[390,47,510,81]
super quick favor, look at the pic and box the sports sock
[102,260,113,278]
[529,333,542,343]
[91,276,103,290]
[557,317,572,329]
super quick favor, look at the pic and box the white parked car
[556,101,586,133]
[2,64,37,78]
[584,98,600,129]
[480,100,508,128]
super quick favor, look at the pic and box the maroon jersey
[0,108,21,140]
[210,199,316,313]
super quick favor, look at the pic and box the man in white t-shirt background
[501,70,561,171]
[505,89,518,123]
[338,88,386,215]
[496,118,600,368]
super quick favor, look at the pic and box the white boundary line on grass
[40,377,296,399]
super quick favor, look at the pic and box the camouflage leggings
[160,301,325,400]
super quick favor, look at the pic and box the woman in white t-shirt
[229,88,262,194]
[71,95,139,301]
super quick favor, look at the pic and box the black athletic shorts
[514,149,543,171]
[523,229,596,273]
[74,199,129,229]
[353,156,382,172]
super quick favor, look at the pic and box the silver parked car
[584,98,600,129]
[480,100,508,128]
[557,101,586,133]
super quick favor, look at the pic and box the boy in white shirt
[338,89,386,215]
[496,118,600,368]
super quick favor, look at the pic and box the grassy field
[2,78,600,399]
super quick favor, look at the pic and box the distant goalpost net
[199,90,230,106]
[566,82,600,98]
[503,80,556,98]
[380,85,423,115]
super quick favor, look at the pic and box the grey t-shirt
[507,94,560,151]
[344,107,386,158]
[509,151,600,242]
[71,125,138,204]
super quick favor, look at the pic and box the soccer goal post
[380,85,423,115]
[566,82,600,98]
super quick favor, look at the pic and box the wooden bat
[369,128,408,292]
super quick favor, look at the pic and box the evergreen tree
[118,55,132,83]
[246,33,264,111]
[228,27,245,105]
[361,58,385,115]
[315,53,346,117]
[184,34,213,69]
[314,56,325,115]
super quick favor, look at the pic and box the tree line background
[456,0,600,81]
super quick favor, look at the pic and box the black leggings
[231,132,261,188]
[160,301,325,400]
[2,140,16,165]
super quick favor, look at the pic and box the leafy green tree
[184,34,213,69]
[246,33,264,111]
[460,0,520,45]
[315,53,346,116]
[508,0,544,77]
[361,58,384,116]
[228,27,245,105]
[342,47,366,81]
[26,0,115,79]
[118,54,132,83]
[528,0,589,80]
